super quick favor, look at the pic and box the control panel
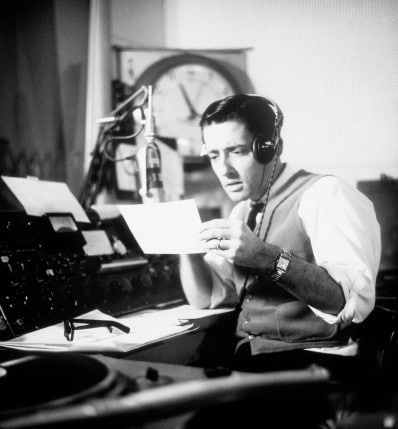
[0,212,185,341]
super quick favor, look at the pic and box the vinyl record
[0,353,127,419]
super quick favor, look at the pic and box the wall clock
[133,53,243,156]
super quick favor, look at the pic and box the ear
[277,138,284,157]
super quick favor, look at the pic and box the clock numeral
[187,69,196,82]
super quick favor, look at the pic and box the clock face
[135,56,240,156]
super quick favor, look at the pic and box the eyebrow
[206,143,249,154]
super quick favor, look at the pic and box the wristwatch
[270,249,292,282]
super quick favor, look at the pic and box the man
[180,94,381,376]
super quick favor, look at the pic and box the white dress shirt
[300,173,381,324]
[299,171,381,355]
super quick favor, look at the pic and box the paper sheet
[0,309,193,353]
[0,306,233,354]
[82,230,115,256]
[118,199,206,254]
[1,176,89,223]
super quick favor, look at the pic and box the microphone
[145,143,163,197]
[142,86,166,203]
[144,85,155,141]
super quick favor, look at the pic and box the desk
[121,309,236,366]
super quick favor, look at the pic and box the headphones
[252,98,283,164]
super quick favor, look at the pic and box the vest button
[244,316,251,323]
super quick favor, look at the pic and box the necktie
[246,202,264,231]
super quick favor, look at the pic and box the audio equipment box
[0,210,185,341]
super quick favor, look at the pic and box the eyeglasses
[63,318,130,342]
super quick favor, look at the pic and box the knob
[108,278,132,303]
[140,273,153,290]
[146,367,159,382]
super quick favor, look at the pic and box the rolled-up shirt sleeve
[299,176,381,324]
[204,252,238,308]
[203,203,247,309]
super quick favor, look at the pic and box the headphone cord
[255,152,279,237]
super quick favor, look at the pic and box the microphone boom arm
[79,85,150,210]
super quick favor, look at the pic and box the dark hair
[200,94,283,141]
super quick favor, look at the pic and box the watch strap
[270,249,292,282]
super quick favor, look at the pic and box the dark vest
[236,168,349,354]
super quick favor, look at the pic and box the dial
[135,54,241,156]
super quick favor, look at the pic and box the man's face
[202,120,270,202]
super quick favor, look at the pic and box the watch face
[150,63,237,156]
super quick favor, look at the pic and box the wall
[111,0,165,47]
[164,0,398,185]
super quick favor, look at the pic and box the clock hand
[178,83,201,120]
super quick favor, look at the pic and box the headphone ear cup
[252,135,276,164]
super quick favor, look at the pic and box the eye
[231,148,249,156]
[207,153,219,161]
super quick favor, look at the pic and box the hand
[178,83,201,120]
[199,218,275,268]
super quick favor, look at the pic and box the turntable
[0,352,331,428]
